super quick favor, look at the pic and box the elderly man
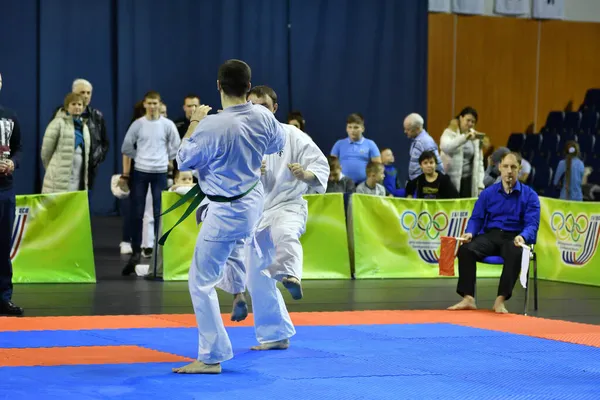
[404,113,444,181]
[52,79,109,189]
[449,152,540,314]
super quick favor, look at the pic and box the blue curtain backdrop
[0,0,427,215]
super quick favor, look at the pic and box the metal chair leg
[534,258,538,311]
[524,262,530,316]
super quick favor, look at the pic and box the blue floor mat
[1,323,599,399]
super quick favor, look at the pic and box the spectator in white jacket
[440,107,485,198]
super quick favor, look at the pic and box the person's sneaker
[0,301,24,317]
[120,242,133,255]
[122,252,141,276]
[141,248,153,258]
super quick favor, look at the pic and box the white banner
[532,0,564,19]
[452,0,485,15]
[429,0,451,13]
[495,0,530,15]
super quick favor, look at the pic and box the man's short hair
[218,59,251,97]
[328,155,340,170]
[143,91,161,101]
[72,78,92,91]
[366,161,383,175]
[183,94,200,103]
[500,151,522,164]
[346,113,364,125]
[64,92,84,110]
[248,85,278,104]
[419,150,436,164]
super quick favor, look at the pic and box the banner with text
[537,197,600,286]
[13,191,96,283]
[351,194,503,279]
[161,192,351,281]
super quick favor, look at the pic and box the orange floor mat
[3,310,600,348]
[0,345,192,367]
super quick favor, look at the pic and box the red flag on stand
[439,236,460,276]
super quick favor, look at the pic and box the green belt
[158,181,259,246]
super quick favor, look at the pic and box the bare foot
[172,360,221,374]
[493,303,509,314]
[282,276,303,300]
[493,296,509,314]
[447,296,477,310]
[251,339,290,351]
[231,293,248,322]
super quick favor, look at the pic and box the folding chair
[480,244,538,315]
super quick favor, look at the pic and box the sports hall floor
[1,217,599,399]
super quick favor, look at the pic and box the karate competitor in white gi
[224,85,329,350]
[171,60,286,374]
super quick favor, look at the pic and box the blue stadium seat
[590,139,600,165]
[521,134,542,161]
[541,111,564,133]
[578,132,595,162]
[507,133,525,152]
[532,166,553,196]
[582,89,600,111]
[526,166,536,186]
[580,110,599,135]
[539,131,559,159]
[562,112,581,133]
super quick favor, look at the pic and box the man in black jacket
[0,72,24,316]
[51,79,109,189]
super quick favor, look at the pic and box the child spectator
[553,141,584,201]
[406,151,459,199]
[380,148,405,197]
[356,161,386,196]
[169,171,195,195]
[326,156,355,193]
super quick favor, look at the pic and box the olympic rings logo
[550,212,588,242]
[401,211,449,240]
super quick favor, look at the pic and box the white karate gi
[176,102,285,364]
[226,124,329,344]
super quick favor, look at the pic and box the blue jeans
[0,187,15,302]
[131,170,167,253]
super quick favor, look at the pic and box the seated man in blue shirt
[448,152,540,314]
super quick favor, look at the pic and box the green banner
[161,191,201,281]
[13,191,96,283]
[161,192,351,281]
[351,194,503,279]
[537,197,600,286]
[301,194,351,279]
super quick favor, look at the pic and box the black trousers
[457,229,523,301]
[459,176,472,198]
[0,187,15,303]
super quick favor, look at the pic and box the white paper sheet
[519,244,531,288]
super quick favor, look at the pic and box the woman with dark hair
[553,141,584,201]
[440,106,485,198]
